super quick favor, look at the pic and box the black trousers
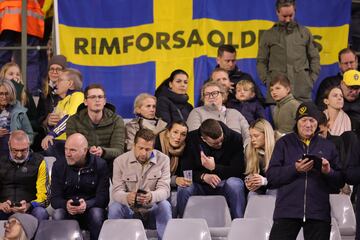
[269,218,331,240]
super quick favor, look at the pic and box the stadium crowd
[1,0,360,240]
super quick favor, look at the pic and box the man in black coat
[50,133,109,240]
[177,119,246,218]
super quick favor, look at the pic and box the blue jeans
[108,200,172,240]
[52,207,105,240]
[0,206,49,221]
[177,177,246,218]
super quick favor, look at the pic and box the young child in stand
[227,79,265,124]
[270,74,300,135]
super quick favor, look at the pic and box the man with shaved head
[50,133,110,240]
[0,130,48,221]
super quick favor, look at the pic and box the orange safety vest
[0,0,44,38]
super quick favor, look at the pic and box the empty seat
[163,219,211,240]
[183,195,231,239]
[35,220,83,240]
[227,218,272,240]
[183,195,231,227]
[244,195,276,219]
[330,194,356,239]
[99,219,147,240]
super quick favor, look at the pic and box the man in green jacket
[66,83,125,177]
[257,0,320,103]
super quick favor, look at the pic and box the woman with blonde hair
[125,93,167,151]
[244,118,276,196]
[0,62,37,129]
[0,79,33,156]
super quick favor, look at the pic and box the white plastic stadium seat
[227,218,272,240]
[99,219,147,240]
[163,219,211,240]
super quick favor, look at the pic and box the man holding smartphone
[267,102,344,240]
[50,133,109,240]
[177,119,246,219]
[0,130,49,221]
[108,128,171,240]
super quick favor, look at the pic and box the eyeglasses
[86,95,105,100]
[4,219,19,228]
[204,91,221,98]
[10,147,29,155]
[49,67,63,73]
[0,92,9,97]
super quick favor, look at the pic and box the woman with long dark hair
[155,69,193,124]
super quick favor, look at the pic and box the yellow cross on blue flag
[55,0,351,117]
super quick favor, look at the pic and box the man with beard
[0,130,48,221]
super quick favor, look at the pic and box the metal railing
[0,0,49,88]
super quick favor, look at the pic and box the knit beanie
[295,102,321,122]
[10,213,38,239]
[48,55,67,69]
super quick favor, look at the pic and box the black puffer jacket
[156,86,193,124]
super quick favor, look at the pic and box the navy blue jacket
[267,132,344,221]
[344,134,360,239]
[227,98,265,124]
[50,154,110,210]
[180,121,245,183]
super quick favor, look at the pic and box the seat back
[227,218,272,240]
[99,219,147,240]
[244,195,276,219]
[330,194,356,236]
[44,156,56,179]
[35,220,83,240]
[163,219,211,240]
[183,195,232,227]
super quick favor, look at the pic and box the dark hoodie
[226,97,265,124]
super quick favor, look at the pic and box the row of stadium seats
[42,156,357,239]
[0,194,353,240]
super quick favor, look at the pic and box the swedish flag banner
[55,0,351,118]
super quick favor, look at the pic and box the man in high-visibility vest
[0,0,45,96]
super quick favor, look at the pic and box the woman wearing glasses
[2,213,38,240]
[0,79,33,156]
[186,81,250,146]
[37,55,67,132]
[0,62,38,133]
[35,55,67,151]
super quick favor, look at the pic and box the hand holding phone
[302,154,322,171]
[10,202,22,208]
[70,198,80,206]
